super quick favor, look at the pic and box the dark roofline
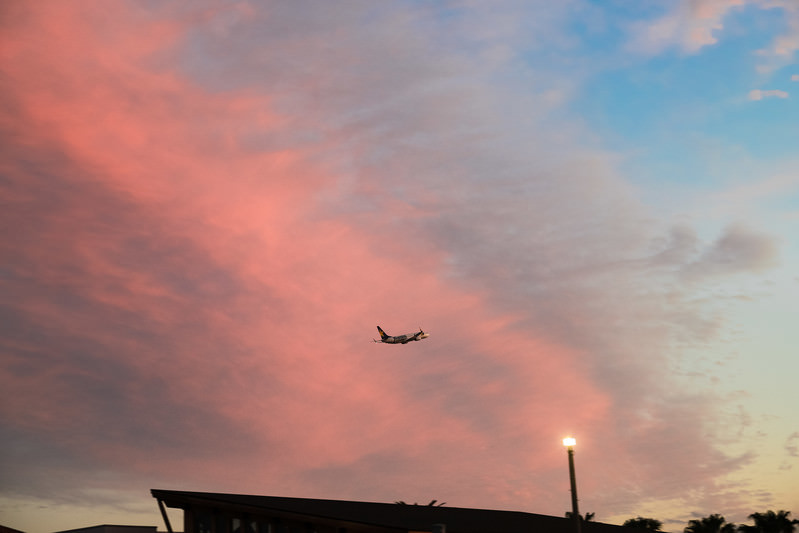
[152,489,637,533]
[152,490,407,533]
[54,527,157,533]
[0,525,28,533]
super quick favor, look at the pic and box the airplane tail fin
[376,326,389,340]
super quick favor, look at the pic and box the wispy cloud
[786,432,799,457]
[754,2,799,73]
[626,0,799,68]
[680,225,779,281]
[626,0,747,55]
[748,89,790,100]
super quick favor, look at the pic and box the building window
[194,511,212,533]
[215,514,228,533]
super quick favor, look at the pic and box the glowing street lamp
[563,437,581,533]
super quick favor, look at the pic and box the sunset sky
[1,2,797,532]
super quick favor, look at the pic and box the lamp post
[563,437,581,533]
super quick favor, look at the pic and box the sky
[1,1,798,532]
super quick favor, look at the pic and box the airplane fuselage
[375,326,429,344]
[381,333,427,344]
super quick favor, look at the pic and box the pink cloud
[626,0,799,65]
[626,0,745,55]
[2,0,608,494]
[1,2,778,530]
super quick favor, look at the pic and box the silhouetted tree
[394,500,446,507]
[685,514,736,533]
[738,511,797,533]
[566,512,596,522]
[623,517,663,531]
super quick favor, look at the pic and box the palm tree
[684,514,736,533]
[739,511,798,533]
[566,512,596,522]
[394,500,446,507]
[623,517,663,531]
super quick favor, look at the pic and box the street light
[563,437,581,533]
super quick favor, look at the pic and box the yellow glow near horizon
[562,437,576,447]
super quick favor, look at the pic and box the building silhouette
[152,490,640,533]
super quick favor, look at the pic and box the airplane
[373,325,430,344]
